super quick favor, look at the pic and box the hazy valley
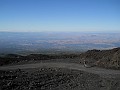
[0,32,120,55]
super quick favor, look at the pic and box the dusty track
[0,62,120,78]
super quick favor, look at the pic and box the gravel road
[0,62,120,78]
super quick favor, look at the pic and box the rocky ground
[0,47,120,70]
[0,67,120,90]
[80,47,120,69]
[0,47,120,90]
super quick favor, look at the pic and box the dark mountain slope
[0,47,120,69]
[80,47,120,69]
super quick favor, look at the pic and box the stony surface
[0,68,120,90]
[0,47,120,70]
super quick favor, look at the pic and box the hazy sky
[0,0,120,32]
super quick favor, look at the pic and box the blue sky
[0,0,120,32]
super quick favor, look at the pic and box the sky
[0,0,120,32]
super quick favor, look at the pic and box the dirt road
[0,62,120,78]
